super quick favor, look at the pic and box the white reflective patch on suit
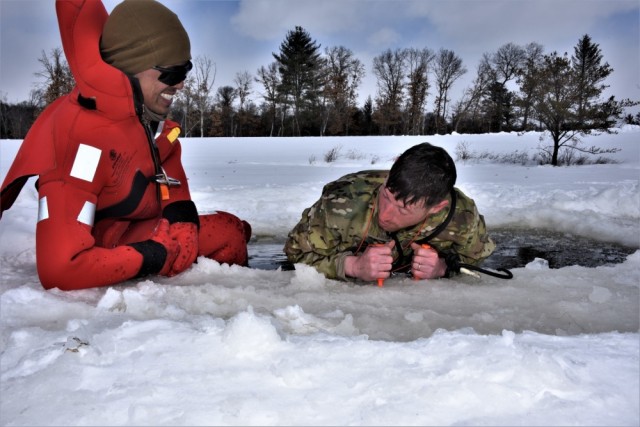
[70,144,101,182]
[38,196,49,222]
[77,201,96,226]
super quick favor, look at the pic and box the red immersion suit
[0,0,251,290]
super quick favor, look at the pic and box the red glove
[150,219,180,276]
[168,222,199,276]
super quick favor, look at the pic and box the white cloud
[367,27,402,48]
[410,0,638,51]
[231,0,365,41]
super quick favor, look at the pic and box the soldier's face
[377,186,430,232]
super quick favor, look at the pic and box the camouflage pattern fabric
[284,170,496,281]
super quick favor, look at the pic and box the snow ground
[1,128,638,426]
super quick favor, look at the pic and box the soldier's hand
[345,240,395,281]
[410,243,447,280]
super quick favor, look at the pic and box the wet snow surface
[1,129,638,426]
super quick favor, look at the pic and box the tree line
[1,28,638,165]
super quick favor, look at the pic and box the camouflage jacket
[284,170,495,280]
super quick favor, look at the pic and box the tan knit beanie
[100,0,191,75]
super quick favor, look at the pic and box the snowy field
[1,128,639,426]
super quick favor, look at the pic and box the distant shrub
[455,141,472,161]
[534,146,619,166]
[592,156,619,164]
[324,145,342,163]
[456,141,532,165]
[499,151,530,165]
[345,149,367,160]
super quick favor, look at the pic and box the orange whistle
[160,184,170,200]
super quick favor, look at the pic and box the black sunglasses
[153,60,193,86]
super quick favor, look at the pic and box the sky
[0,0,638,108]
[1,128,639,425]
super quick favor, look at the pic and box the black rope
[441,252,513,280]
[456,263,513,279]
[415,190,513,280]
[415,188,458,245]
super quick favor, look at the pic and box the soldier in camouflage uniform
[284,143,495,282]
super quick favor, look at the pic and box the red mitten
[150,219,180,276]
[168,222,199,276]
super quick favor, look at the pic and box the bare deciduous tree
[487,43,526,131]
[255,62,282,136]
[234,71,253,136]
[516,42,545,131]
[174,55,215,137]
[323,46,365,135]
[452,55,494,133]
[34,48,75,108]
[493,42,527,85]
[405,47,434,135]
[187,55,216,137]
[433,49,466,134]
[372,48,407,135]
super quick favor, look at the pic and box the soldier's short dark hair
[386,142,457,207]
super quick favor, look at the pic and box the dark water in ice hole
[247,227,638,272]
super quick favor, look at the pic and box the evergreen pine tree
[273,26,323,136]
[571,34,612,128]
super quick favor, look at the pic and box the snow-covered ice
[1,128,638,426]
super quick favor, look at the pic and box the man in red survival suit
[0,0,251,290]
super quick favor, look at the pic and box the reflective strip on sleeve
[38,196,49,222]
[77,201,96,226]
[70,144,101,182]
[167,127,180,143]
